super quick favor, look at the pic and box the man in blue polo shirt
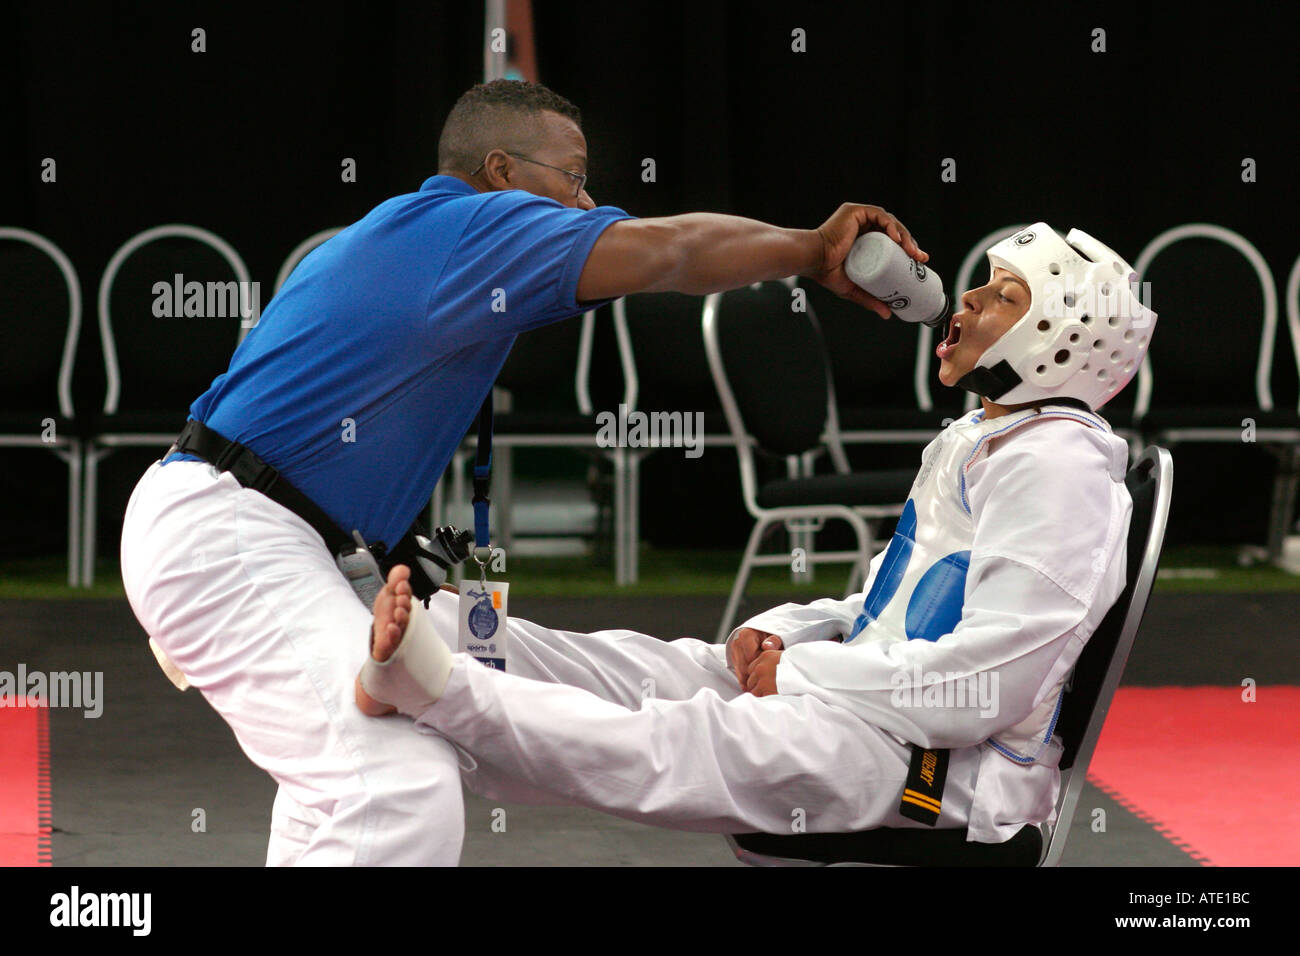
[120,78,927,866]
[167,118,632,548]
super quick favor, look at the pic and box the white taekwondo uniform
[408,403,1132,843]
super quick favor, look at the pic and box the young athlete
[355,221,1157,844]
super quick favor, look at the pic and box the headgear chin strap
[956,222,1157,411]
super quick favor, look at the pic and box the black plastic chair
[801,278,953,446]
[726,445,1173,866]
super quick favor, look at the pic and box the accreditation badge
[458,580,508,671]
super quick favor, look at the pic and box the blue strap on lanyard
[471,389,493,551]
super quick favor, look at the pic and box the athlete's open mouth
[944,317,962,346]
[936,317,962,360]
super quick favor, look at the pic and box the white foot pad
[359,605,453,716]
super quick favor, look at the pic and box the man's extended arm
[576,204,928,316]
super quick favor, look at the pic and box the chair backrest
[1041,444,1173,865]
[1279,249,1300,416]
[797,278,932,414]
[615,291,715,414]
[493,305,608,415]
[703,280,829,457]
[99,224,251,418]
[1133,224,1277,416]
[0,228,81,421]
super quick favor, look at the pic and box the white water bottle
[844,231,950,328]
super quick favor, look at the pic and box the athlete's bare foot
[354,565,412,716]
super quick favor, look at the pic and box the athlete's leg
[422,655,979,833]
[416,580,757,808]
[122,460,465,865]
[420,588,740,707]
[361,579,976,834]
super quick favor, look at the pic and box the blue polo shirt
[170,175,634,548]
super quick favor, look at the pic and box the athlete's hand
[746,648,783,697]
[805,204,928,318]
[730,628,783,690]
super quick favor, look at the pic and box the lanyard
[471,389,493,560]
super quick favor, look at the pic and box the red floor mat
[0,700,52,867]
[1088,686,1300,866]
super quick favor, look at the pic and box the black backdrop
[3,0,1297,561]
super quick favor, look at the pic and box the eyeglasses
[473,151,588,198]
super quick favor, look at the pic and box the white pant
[120,459,466,865]
[415,595,983,835]
[122,458,982,860]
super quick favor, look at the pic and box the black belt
[172,419,354,554]
[898,746,949,826]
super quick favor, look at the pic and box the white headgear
[956,222,1157,411]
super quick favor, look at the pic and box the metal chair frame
[84,224,250,585]
[1133,224,1297,560]
[0,227,85,586]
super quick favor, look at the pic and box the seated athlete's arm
[726,531,892,690]
[729,544,888,649]
[576,204,928,315]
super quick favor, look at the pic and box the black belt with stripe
[899,746,949,826]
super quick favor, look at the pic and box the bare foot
[354,565,412,716]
